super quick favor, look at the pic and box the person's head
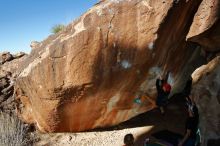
[124,133,134,146]
[162,83,171,93]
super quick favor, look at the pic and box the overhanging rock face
[16,0,204,132]
[192,56,220,145]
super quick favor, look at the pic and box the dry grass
[0,112,30,146]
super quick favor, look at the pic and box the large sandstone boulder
[16,0,205,132]
[192,56,220,146]
[187,0,220,52]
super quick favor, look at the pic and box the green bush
[51,24,65,34]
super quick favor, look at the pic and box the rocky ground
[35,95,187,146]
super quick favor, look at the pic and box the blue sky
[0,0,98,53]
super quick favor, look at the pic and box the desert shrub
[51,24,65,34]
[0,112,30,146]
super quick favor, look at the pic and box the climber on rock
[178,104,200,146]
[180,76,201,146]
[156,71,171,114]
[181,76,199,119]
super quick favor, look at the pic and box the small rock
[0,52,13,64]
[13,52,26,59]
[30,41,40,49]
[0,95,6,103]
[0,78,9,91]
[69,136,72,141]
